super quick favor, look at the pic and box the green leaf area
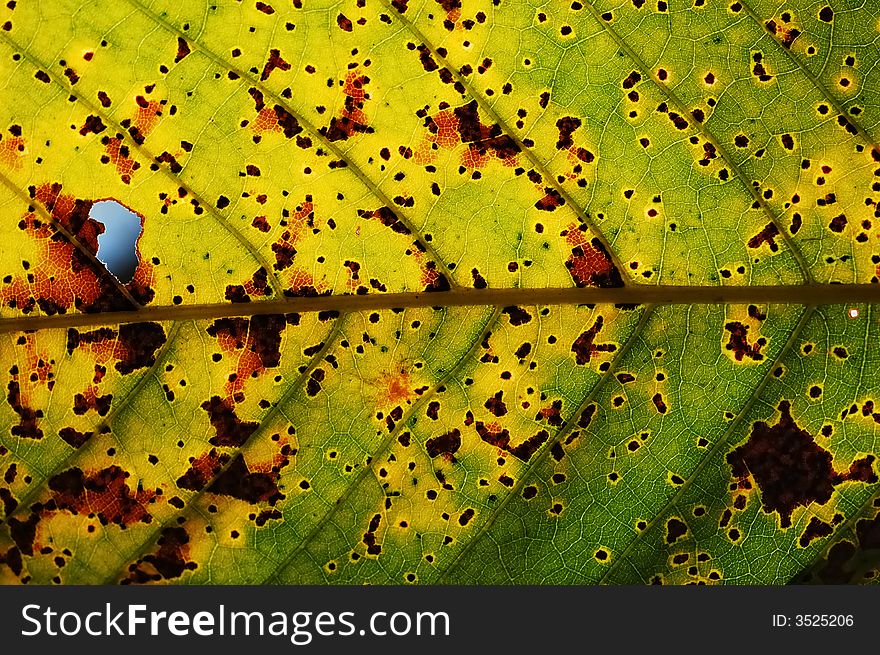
[1,0,879,585]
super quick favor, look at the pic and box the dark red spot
[260,48,291,81]
[123,527,196,583]
[727,400,877,528]
[48,465,156,526]
[799,517,833,547]
[502,305,532,326]
[426,428,461,458]
[571,316,617,364]
[484,391,507,417]
[175,37,191,63]
[358,206,410,235]
[79,115,106,136]
[724,321,764,362]
[747,223,780,251]
[201,396,259,447]
[665,517,687,544]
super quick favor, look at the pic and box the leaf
[0,0,879,585]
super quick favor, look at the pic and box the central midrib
[1,284,877,333]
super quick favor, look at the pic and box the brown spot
[564,226,623,288]
[484,391,507,417]
[571,316,617,364]
[201,396,259,447]
[727,400,877,528]
[556,116,581,150]
[8,512,40,555]
[534,188,564,211]
[829,214,847,233]
[799,516,833,547]
[336,13,353,32]
[59,427,92,448]
[207,454,285,505]
[724,321,764,362]
[747,223,780,251]
[123,527,196,584]
[426,429,461,458]
[502,305,532,326]
[174,37,191,63]
[358,206,410,235]
[7,378,42,440]
[665,517,687,544]
[324,70,372,141]
[79,115,106,136]
[177,448,229,491]
[260,48,291,81]
[48,465,155,526]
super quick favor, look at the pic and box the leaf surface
[1,0,879,585]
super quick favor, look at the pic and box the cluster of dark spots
[747,223,780,251]
[571,316,616,365]
[207,314,286,369]
[415,44,438,72]
[802,510,880,583]
[564,233,623,288]
[177,448,229,491]
[727,400,877,528]
[7,377,42,440]
[484,391,507,417]
[323,70,373,142]
[122,527,197,584]
[307,368,325,396]
[358,206,410,235]
[254,509,283,526]
[426,428,461,458]
[502,305,532,326]
[66,323,166,374]
[751,51,773,82]
[724,322,765,362]
[155,151,182,173]
[536,400,563,426]
[48,465,156,526]
[261,48,291,81]
[765,19,801,48]
[555,116,582,150]
[475,422,548,461]
[451,100,520,162]
[535,188,564,211]
[363,513,382,555]
[471,268,487,289]
[201,396,259,447]
[79,115,106,136]
[665,517,688,544]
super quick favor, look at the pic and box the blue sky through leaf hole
[90,200,142,283]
